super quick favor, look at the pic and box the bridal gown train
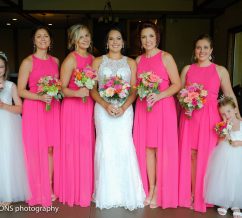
[93,55,145,210]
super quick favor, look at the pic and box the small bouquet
[136,71,162,111]
[214,121,232,138]
[37,75,63,111]
[73,66,97,103]
[99,75,131,107]
[177,83,208,118]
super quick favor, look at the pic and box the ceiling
[0,0,240,28]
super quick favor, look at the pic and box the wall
[165,18,210,71]
[213,0,242,66]
[233,32,242,86]
[23,0,193,11]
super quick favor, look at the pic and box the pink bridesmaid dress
[56,52,94,207]
[133,51,179,208]
[178,63,220,212]
[22,55,60,206]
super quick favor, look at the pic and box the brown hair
[0,52,8,80]
[218,96,236,109]
[192,33,214,63]
[32,26,53,53]
[137,21,160,49]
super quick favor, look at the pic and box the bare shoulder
[93,56,103,65]
[127,57,136,65]
[52,56,59,65]
[62,52,76,66]
[20,55,32,70]
[216,64,228,74]
[136,55,142,64]
[182,65,191,73]
[162,51,174,62]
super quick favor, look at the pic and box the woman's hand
[105,104,125,117]
[0,100,5,109]
[147,92,163,107]
[75,87,89,98]
[39,94,52,104]
[229,140,242,147]
[115,106,125,117]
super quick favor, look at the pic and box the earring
[122,44,124,49]
[89,43,92,52]
[194,56,197,61]
[209,55,212,61]
[33,44,36,52]
[48,45,51,52]
[106,44,109,50]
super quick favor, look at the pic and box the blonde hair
[67,24,91,51]
[218,96,236,109]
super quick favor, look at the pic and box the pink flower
[105,87,115,97]
[188,92,199,99]
[184,97,192,103]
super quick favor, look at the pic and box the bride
[91,27,145,210]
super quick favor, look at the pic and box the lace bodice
[98,55,131,86]
[230,122,242,141]
[0,80,13,105]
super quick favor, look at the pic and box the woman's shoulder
[215,64,227,74]
[126,56,136,65]
[20,55,33,70]
[50,55,59,65]
[93,56,103,64]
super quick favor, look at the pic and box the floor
[0,202,234,218]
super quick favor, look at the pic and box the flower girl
[204,96,242,218]
[0,52,29,205]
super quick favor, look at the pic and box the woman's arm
[147,52,181,107]
[218,65,241,119]
[180,65,190,88]
[0,83,22,114]
[17,56,51,104]
[61,53,89,98]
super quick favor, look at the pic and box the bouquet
[214,121,232,138]
[73,66,97,103]
[136,71,162,111]
[177,83,208,118]
[99,75,131,107]
[37,75,63,111]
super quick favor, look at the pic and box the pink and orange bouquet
[214,121,232,138]
[73,66,97,102]
[99,75,131,107]
[177,83,208,118]
[136,71,162,111]
[37,75,63,111]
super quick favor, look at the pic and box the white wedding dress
[93,55,145,210]
[0,81,29,202]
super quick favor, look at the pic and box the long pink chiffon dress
[56,52,94,207]
[133,51,179,208]
[178,63,220,212]
[22,55,60,206]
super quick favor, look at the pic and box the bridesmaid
[56,24,94,207]
[18,26,60,206]
[133,21,181,208]
[178,34,240,212]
